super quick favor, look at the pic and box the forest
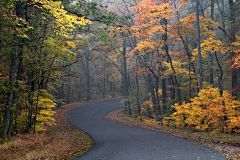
[1,0,240,149]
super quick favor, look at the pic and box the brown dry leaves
[0,97,122,160]
[106,108,240,160]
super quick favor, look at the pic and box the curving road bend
[67,99,227,160]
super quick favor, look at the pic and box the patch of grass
[0,97,122,160]
[106,108,240,160]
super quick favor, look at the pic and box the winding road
[67,99,227,160]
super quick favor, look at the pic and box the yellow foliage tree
[165,88,240,133]
[16,90,56,133]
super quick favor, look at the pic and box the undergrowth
[0,97,122,160]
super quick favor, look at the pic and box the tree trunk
[82,52,91,101]
[228,0,237,96]
[162,74,167,114]
[79,77,82,102]
[168,76,175,101]
[188,64,192,99]
[123,39,131,115]
[147,74,160,121]
[161,18,169,111]
[144,75,150,118]
[210,0,214,85]
[4,47,17,136]
[4,1,22,138]
[26,70,36,133]
[215,52,223,96]
[196,0,203,91]
[135,68,141,115]
[67,78,70,104]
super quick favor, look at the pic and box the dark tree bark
[79,77,82,102]
[161,18,169,111]
[216,0,226,32]
[67,77,70,104]
[4,1,22,138]
[215,52,223,96]
[82,50,91,101]
[136,72,141,115]
[144,75,151,118]
[196,0,203,91]
[159,61,168,114]
[135,59,141,115]
[168,76,175,100]
[162,18,181,101]
[123,38,131,115]
[210,0,214,85]
[26,69,36,133]
[161,76,167,113]
[228,0,237,96]
[147,73,160,121]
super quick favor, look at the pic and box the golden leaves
[16,89,56,133]
[191,37,228,61]
[165,88,240,133]
[33,0,91,35]
[162,60,187,76]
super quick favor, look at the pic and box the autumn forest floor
[106,108,240,160]
[0,97,122,160]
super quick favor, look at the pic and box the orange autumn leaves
[127,0,227,59]
[128,0,240,134]
[128,0,240,70]
[132,1,174,25]
[126,0,195,80]
[231,36,240,69]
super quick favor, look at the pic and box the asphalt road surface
[67,99,227,160]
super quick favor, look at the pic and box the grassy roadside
[0,97,122,160]
[106,108,240,160]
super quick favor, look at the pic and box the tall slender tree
[196,0,203,91]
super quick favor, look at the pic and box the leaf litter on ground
[0,97,122,160]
